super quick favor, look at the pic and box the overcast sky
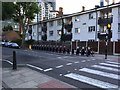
[56,0,120,14]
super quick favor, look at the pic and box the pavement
[2,67,76,89]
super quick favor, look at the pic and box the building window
[118,23,120,32]
[57,20,62,26]
[89,13,94,19]
[118,8,120,15]
[57,30,61,35]
[75,16,80,22]
[88,26,95,32]
[75,28,80,33]
[49,31,53,36]
[49,21,54,27]
[38,32,41,35]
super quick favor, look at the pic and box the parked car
[4,41,13,47]
[0,41,5,46]
[9,43,20,49]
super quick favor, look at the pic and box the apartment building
[33,0,56,22]
[26,2,120,54]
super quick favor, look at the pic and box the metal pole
[105,36,108,59]
[95,8,98,41]
[13,51,17,70]
[37,2,39,41]
[105,3,109,59]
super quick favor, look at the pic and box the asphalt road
[2,47,120,90]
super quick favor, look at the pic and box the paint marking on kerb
[64,73,118,88]
[92,65,120,72]
[3,60,13,65]
[79,68,120,80]
[26,64,43,71]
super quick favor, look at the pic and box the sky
[56,0,120,14]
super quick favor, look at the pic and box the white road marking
[106,61,120,65]
[64,73,118,88]
[66,63,72,66]
[3,60,13,65]
[87,59,91,61]
[67,71,70,73]
[26,64,43,71]
[92,65,120,72]
[100,63,120,68]
[59,74,62,76]
[56,65,63,68]
[74,61,79,64]
[79,68,120,80]
[74,69,77,71]
[81,60,86,62]
[92,59,96,60]
[44,68,53,72]
[58,57,62,59]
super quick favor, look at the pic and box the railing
[98,15,113,25]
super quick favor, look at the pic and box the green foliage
[12,39,22,46]
[2,2,15,20]
[25,39,35,45]
[2,25,13,32]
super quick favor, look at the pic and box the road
[2,47,120,90]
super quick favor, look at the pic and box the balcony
[64,22,73,31]
[42,34,47,41]
[61,33,72,41]
[98,16,113,26]
[42,26,47,33]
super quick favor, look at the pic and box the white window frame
[88,26,95,32]
[57,20,62,26]
[75,16,80,22]
[89,13,94,19]
[49,21,54,27]
[49,31,53,36]
[118,23,120,32]
[75,28,80,33]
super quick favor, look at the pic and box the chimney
[112,0,115,4]
[57,7,63,17]
[59,7,63,12]
[100,0,104,7]
[82,6,85,11]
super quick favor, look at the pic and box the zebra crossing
[64,61,120,89]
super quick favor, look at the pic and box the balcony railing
[64,22,73,31]
[98,15,113,26]
[42,26,47,33]
[61,33,72,41]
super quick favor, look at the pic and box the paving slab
[2,67,76,89]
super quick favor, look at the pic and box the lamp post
[95,5,99,41]
[37,1,39,42]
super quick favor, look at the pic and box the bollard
[67,48,70,54]
[72,49,74,55]
[59,46,62,53]
[13,51,17,70]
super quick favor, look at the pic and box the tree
[2,2,15,20]
[13,2,39,46]
[2,25,13,32]
[2,2,39,46]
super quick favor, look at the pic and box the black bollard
[72,49,74,55]
[67,48,70,54]
[13,51,17,70]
